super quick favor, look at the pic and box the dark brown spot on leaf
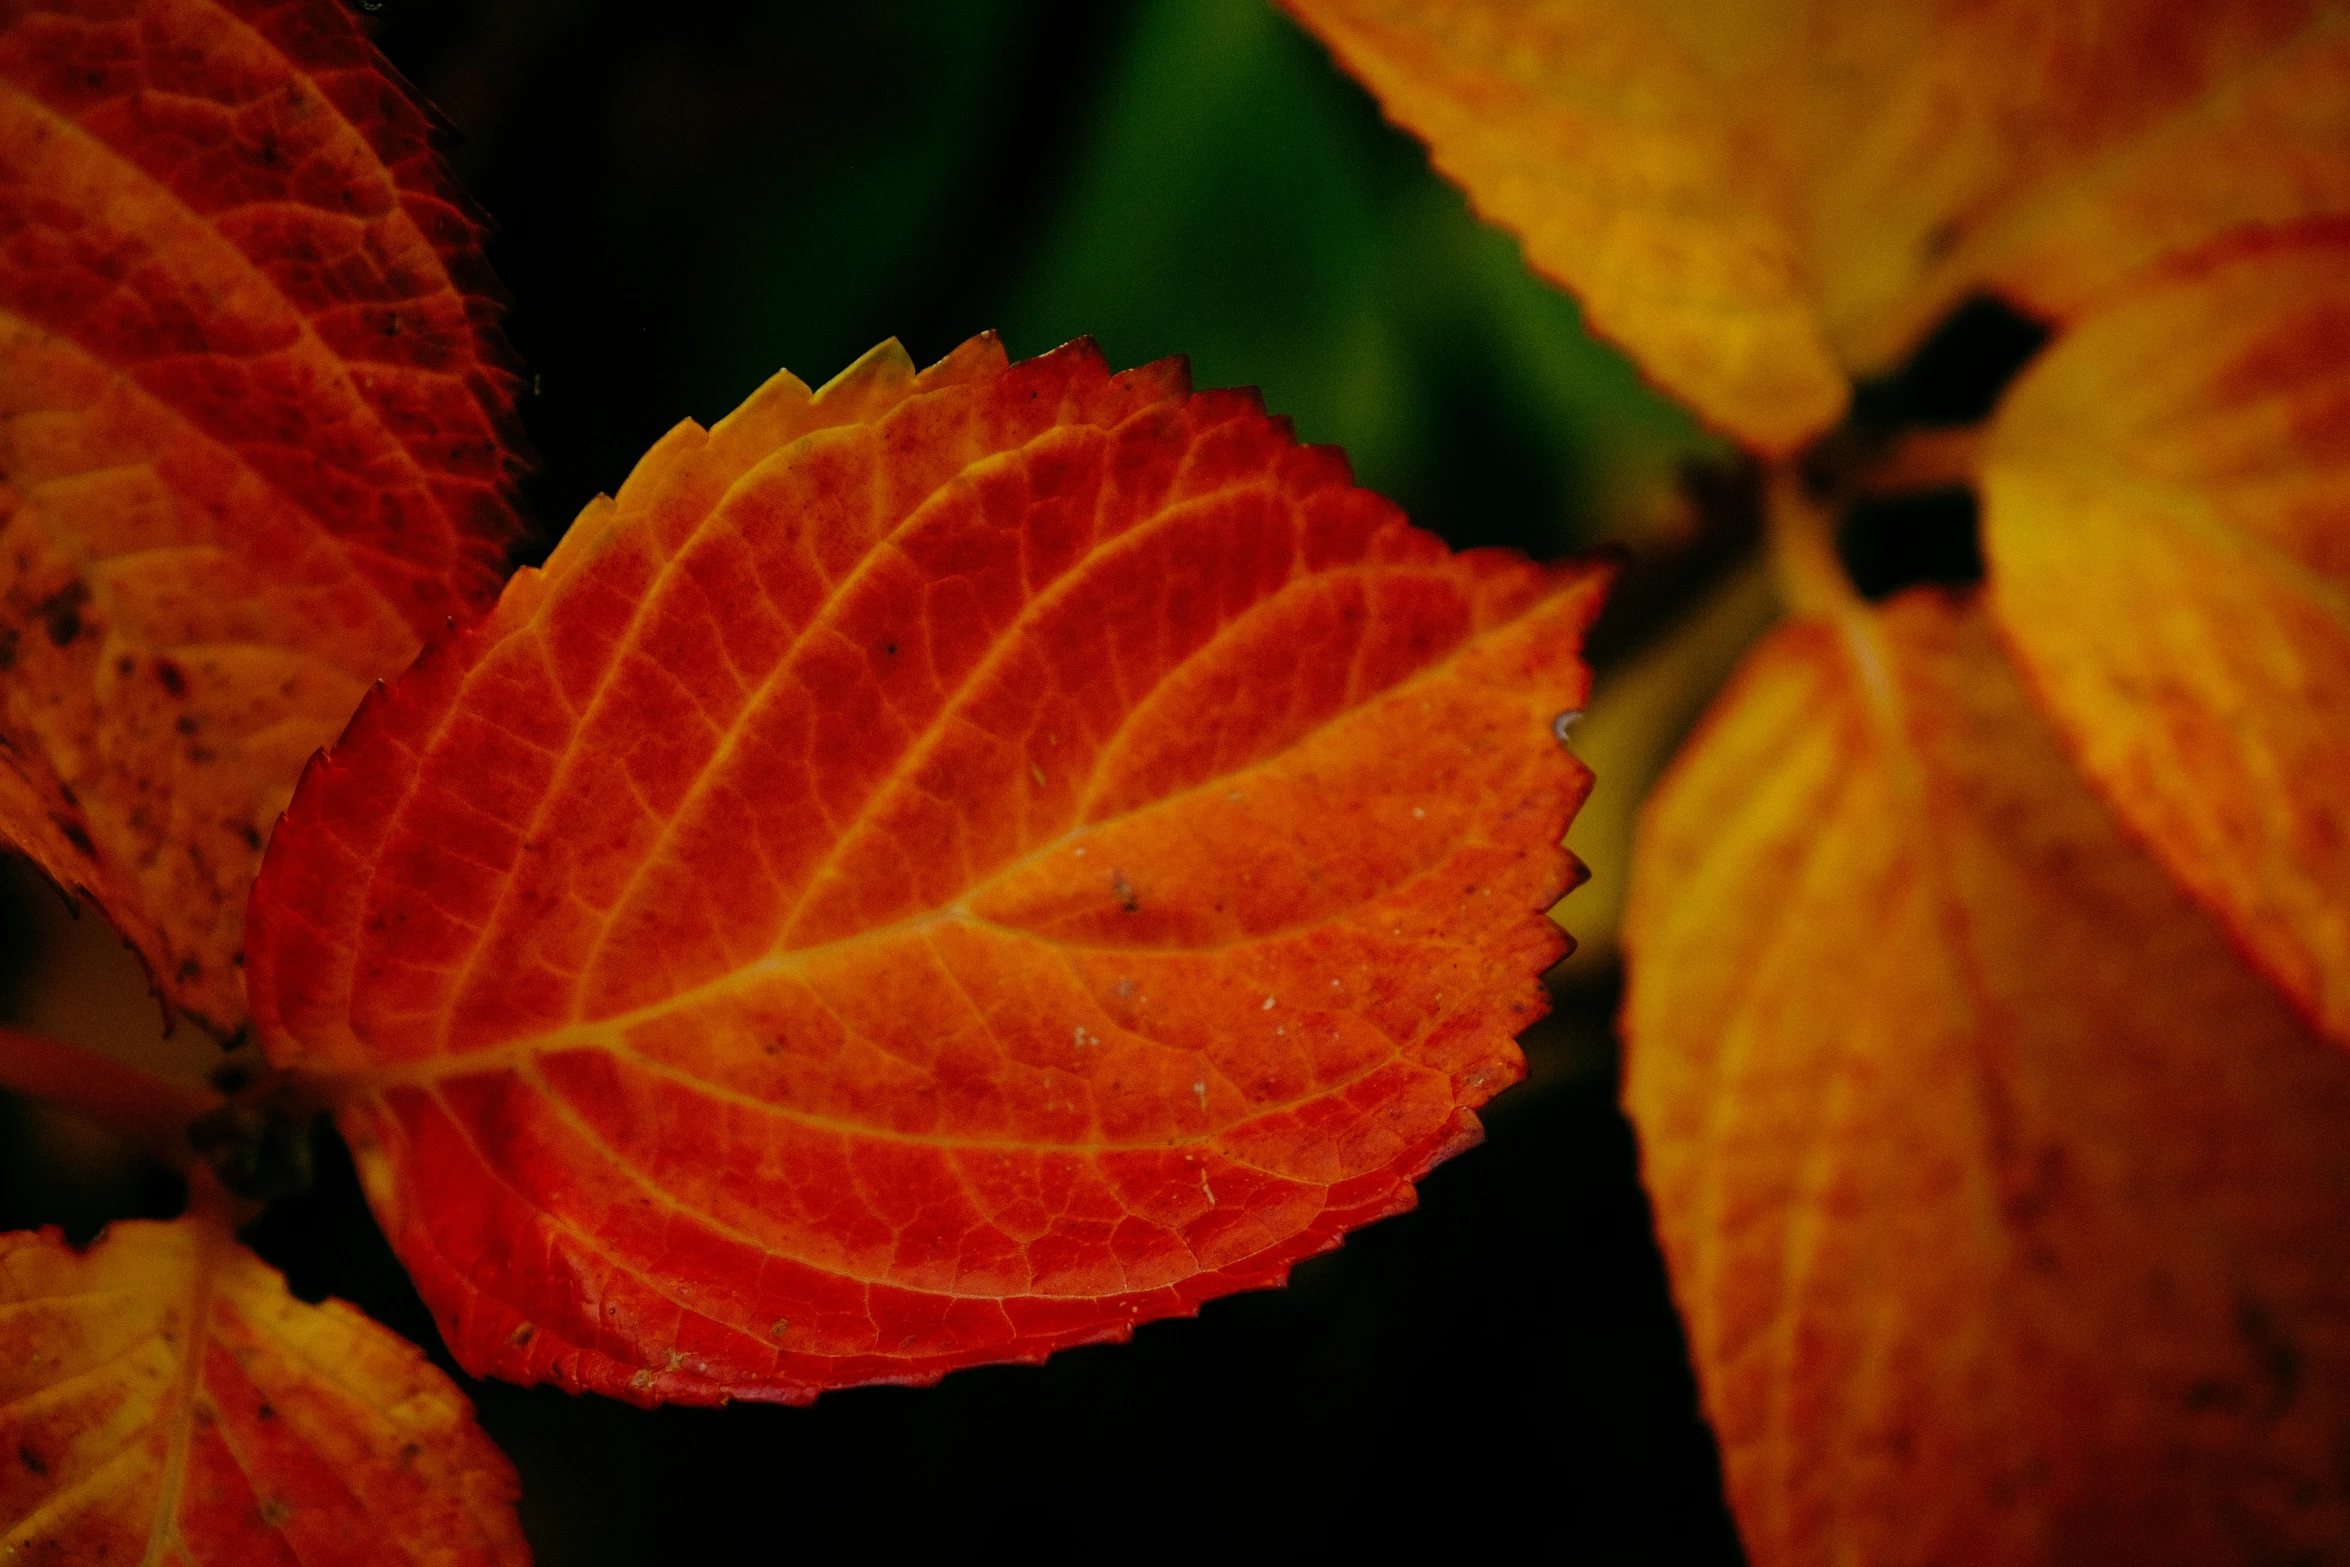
[39,582,88,647]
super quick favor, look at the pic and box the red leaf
[248,333,1605,1404]
[0,0,527,1029]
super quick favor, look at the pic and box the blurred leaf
[1282,0,2337,452]
[1289,4,2350,1559]
[1625,593,2350,1563]
[1984,232,2350,1048]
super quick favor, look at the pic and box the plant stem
[1856,424,1983,495]
[0,1024,215,1168]
[1764,463,1863,620]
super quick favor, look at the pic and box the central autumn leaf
[247,332,1605,1405]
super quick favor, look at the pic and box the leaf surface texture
[1624,594,2350,1563]
[247,334,1605,1404]
[0,0,527,1029]
[1984,232,2350,1046]
[0,1216,525,1565]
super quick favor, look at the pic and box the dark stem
[0,1023,216,1169]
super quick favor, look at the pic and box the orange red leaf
[0,1213,526,1564]
[1282,0,2338,451]
[0,0,527,1030]
[1623,593,2350,1563]
[1983,229,2350,1048]
[245,334,1606,1405]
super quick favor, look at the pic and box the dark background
[1,0,1750,1558]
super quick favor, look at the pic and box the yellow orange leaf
[1282,0,2340,450]
[246,334,1606,1404]
[0,1213,525,1564]
[1622,592,2350,1563]
[1985,21,2350,320]
[1283,0,1846,450]
[1983,231,2350,1047]
[0,0,528,1031]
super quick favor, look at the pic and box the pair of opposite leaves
[5,0,2342,1562]
[1285,0,2350,1561]
[0,0,1604,1559]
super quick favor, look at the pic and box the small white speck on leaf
[1412,806,1425,819]
[1552,709,1583,744]
[1193,1080,1207,1109]
[1262,995,1276,1009]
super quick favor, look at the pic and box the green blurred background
[0,0,1754,1559]
[418,0,1708,555]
